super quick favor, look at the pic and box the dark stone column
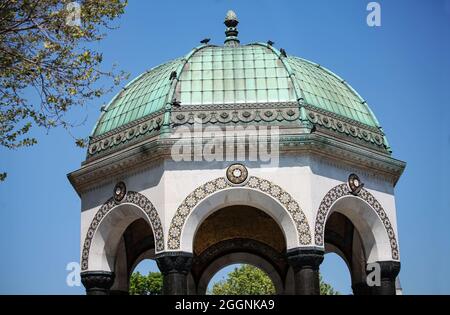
[81,271,115,295]
[156,252,193,295]
[286,248,324,295]
[110,290,129,295]
[352,282,372,295]
[369,261,400,295]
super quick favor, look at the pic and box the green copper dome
[92,11,381,139]
[93,58,183,136]
[92,43,379,137]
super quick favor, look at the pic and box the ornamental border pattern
[81,191,164,271]
[303,103,381,134]
[304,107,385,148]
[314,183,399,260]
[91,108,165,142]
[87,112,164,157]
[167,176,312,250]
[170,105,387,152]
[171,106,300,125]
[86,101,388,160]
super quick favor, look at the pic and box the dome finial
[224,10,239,47]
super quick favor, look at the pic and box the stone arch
[325,243,351,270]
[314,184,399,261]
[129,248,156,276]
[323,212,368,291]
[191,238,288,295]
[81,191,164,271]
[167,176,312,251]
[197,252,284,295]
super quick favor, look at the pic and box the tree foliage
[0,0,129,179]
[319,274,340,295]
[211,265,275,295]
[128,266,340,295]
[210,264,340,295]
[129,271,163,295]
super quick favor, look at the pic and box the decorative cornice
[90,108,165,142]
[86,111,164,159]
[304,106,386,150]
[278,133,405,183]
[170,102,387,152]
[84,99,389,162]
[68,133,405,196]
[171,106,300,126]
[303,104,381,134]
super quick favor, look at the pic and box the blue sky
[0,0,449,294]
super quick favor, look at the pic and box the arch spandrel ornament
[81,191,164,271]
[314,183,399,260]
[167,176,312,250]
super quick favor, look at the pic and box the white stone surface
[79,152,401,271]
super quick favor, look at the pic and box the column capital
[286,248,324,272]
[366,261,401,295]
[155,252,193,275]
[81,271,115,295]
[375,261,401,279]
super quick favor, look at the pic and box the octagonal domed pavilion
[69,11,405,295]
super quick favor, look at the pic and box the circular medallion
[226,164,248,185]
[348,173,364,195]
[113,181,126,202]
